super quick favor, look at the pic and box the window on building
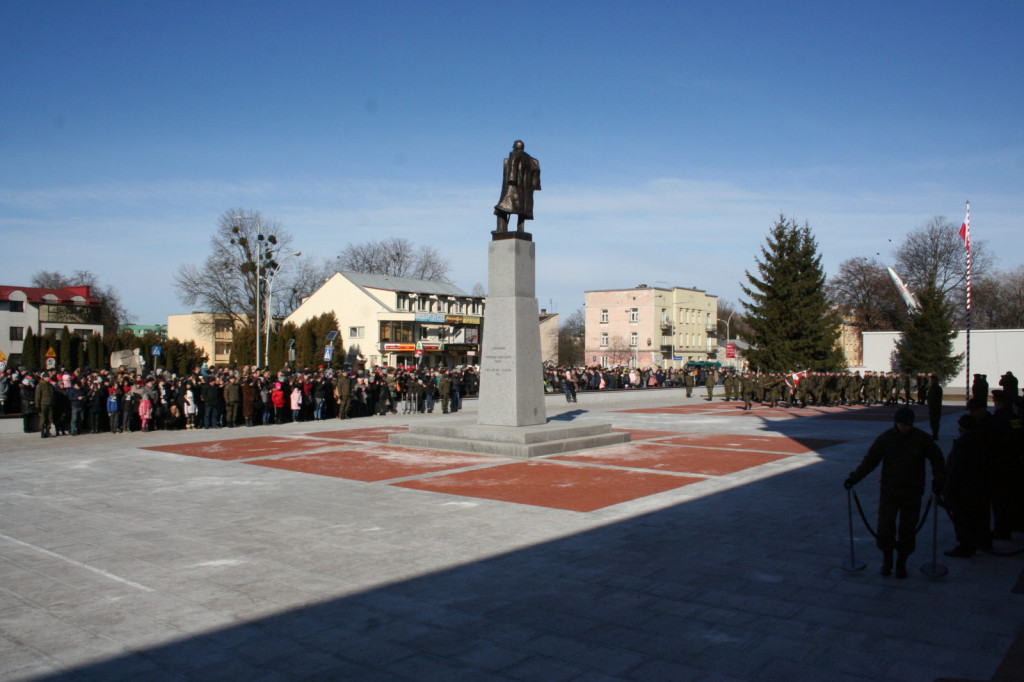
[600,309,608,323]
[417,297,428,312]
[600,333,608,347]
[7,301,24,313]
[74,329,92,337]
[396,294,409,311]
[629,308,639,323]
[348,326,364,339]
[630,332,638,347]
[10,326,24,341]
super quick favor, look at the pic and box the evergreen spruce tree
[740,215,844,372]
[21,327,39,370]
[895,284,963,382]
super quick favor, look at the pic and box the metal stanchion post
[920,493,948,578]
[842,488,866,572]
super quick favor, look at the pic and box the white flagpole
[963,201,971,405]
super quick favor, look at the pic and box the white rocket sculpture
[886,267,920,311]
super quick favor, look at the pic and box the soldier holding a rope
[845,407,946,578]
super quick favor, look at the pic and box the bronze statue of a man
[494,140,541,233]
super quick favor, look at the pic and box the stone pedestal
[476,237,547,427]
[390,230,629,458]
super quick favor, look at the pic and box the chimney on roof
[540,309,547,315]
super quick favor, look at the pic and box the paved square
[2,390,1022,682]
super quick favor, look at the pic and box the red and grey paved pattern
[141,426,835,512]
[1,389,1021,681]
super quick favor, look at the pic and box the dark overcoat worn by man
[34,377,56,438]
[942,414,990,558]
[334,373,353,420]
[845,407,946,578]
[223,377,241,427]
[439,372,452,414]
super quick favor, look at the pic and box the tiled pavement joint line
[373,459,524,486]
[529,456,716,480]
[0,532,154,592]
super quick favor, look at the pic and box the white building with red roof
[0,285,104,366]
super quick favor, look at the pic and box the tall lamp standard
[231,214,276,369]
[265,251,302,364]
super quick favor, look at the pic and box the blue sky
[2,1,1022,324]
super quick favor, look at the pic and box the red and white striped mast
[960,201,972,404]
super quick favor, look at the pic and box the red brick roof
[0,285,101,306]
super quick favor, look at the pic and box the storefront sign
[444,344,479,352]
[383,343,416,352]
[447,315,481,325]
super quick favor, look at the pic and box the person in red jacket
[270,382,286,424]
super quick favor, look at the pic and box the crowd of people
[0,364,481,438]
[542,365,966,411]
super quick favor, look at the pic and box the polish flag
[959,205,970,252]
[788,370,808,388]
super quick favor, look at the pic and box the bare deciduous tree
[337,238,451,282]
[973,266,1024,329]
[893,216,990,314]
[557,307,585,366]
[826,257,908,331]
[274,255,336,317]
[174,208,294,328]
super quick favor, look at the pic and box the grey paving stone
[0,392,1020,681]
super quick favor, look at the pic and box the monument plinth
[476,236,546,427]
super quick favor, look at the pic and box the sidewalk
[1,390,1021,681]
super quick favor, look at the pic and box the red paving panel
[247,447,500,482]
[393,460,703,512]
[143,436,338,460]
[659,433,841,454]
[550,442,789,476]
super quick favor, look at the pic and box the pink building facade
[584,284,718,369]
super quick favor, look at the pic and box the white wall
[860,329,1024,391]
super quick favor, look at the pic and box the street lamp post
[232,213,266,369]
[265,251,302,365]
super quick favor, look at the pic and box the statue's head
[512,140,524,151]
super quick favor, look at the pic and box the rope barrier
[850,488,933,538]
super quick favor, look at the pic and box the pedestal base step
[389,421,629,459]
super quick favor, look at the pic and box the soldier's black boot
[880,551,893,577]
[895,553,908,579]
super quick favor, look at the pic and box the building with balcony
[584,284,718,369]
[283,272,484,369]
[0,284,104,366]
[167,313,248,367]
